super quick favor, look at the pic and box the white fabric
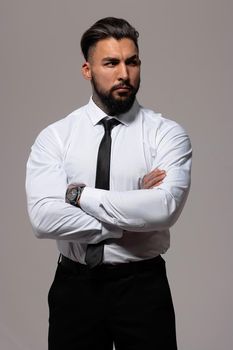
[26,97,192,264]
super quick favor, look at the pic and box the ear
[82,62,92,80]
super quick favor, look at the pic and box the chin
[114,92,132,99]
[115,95,129,101]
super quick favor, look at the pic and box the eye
[104,60,119,67]
[127,59,140,66]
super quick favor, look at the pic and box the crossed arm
[26,123,192,242]
[70,169,166,206]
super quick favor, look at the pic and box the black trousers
[48,255,177,350]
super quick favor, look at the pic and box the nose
[118,63,129,81]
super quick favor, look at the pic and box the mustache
[111,82,133,91]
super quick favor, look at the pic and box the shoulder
[34,104,87,146]
[140,105,185,132]
[47,104,86,136]
[139,104,190,136]
[139,104,191,150]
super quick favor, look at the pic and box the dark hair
[80,17,139,61]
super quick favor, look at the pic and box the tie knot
[101,117,120,133]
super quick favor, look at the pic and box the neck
[92,92,112,115]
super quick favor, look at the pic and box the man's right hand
[141,168,166,189]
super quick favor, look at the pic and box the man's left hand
[141,168,166,189]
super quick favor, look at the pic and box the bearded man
[26,17,192,350]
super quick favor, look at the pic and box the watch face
[68,188,78,201]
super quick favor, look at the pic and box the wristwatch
[66,185,85,207]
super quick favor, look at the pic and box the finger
[143,170,166,183]
[141,169,166,188]
[152,169,166,176]
[149,180,163,189]
[143,173,166,189]
[144,172,166,185]
[150,174,166,182]
[144,180,164,189]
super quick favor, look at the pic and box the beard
[91,76,140,116]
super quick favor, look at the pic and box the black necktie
[85,117,120,268]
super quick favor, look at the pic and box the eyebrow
[102,57,119,62]
[101,54,139,63]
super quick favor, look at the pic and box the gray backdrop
[1,0,232,349]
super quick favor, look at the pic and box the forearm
[29,201,101,241]
[80,183,189,232]
[80,149,192,232]
[27,197,122,243]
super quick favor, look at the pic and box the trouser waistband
[59,254,165,278]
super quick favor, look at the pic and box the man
[26,17,192,350]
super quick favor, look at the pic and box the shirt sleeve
[25,126,122,242]
[80,122,192,232]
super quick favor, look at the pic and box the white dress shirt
[26,97,192,264]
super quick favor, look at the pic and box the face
[82,37,141,115]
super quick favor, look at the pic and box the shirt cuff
[80,187,123,239]
[80,187,103,215]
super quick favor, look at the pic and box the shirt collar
[86,96,140,126]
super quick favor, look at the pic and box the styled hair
[80,17,139,61]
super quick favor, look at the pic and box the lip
[115,87,131,91]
